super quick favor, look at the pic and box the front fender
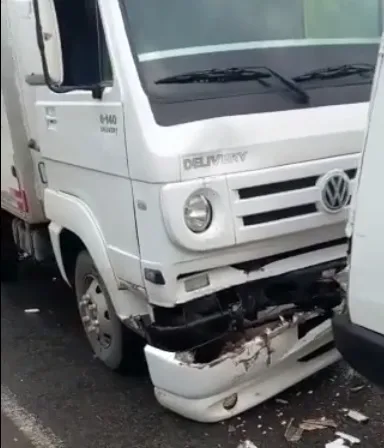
[45,189,148,322]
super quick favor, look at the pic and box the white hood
[130,102,369,183]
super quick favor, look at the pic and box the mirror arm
[91,85,104,100]
[32,0,104,99]
[32,0,62,93]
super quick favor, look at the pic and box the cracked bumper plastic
[145,317,341,422]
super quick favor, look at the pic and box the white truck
[1,0,382,422]
[333,35,384,390]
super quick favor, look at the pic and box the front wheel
[74,250,145,373]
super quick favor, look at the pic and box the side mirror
[32,0,63,87]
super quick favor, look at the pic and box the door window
[54,0,112,87]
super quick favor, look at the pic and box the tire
[74,250,145,373]
[1,213,18,282]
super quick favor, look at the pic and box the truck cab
[333,35,384,389]
[1,0,383,421]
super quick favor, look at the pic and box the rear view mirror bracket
[32,0,62,94]
[32,0,104,100]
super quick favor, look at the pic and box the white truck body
[333,34,384,389]
[1,0,383,421]
[349,37,384,336]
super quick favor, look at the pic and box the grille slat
[243,204,317,226]
[232,238,347,272]
[239,176,317,199]
[238,168,357,200]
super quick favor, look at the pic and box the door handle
[45,115,58,129]
[44,107,58,129]
[38,162,48,184]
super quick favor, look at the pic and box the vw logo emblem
[318,170,351,213]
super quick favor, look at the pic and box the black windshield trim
[142,45,377,126]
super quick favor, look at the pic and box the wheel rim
[78,275,113,351]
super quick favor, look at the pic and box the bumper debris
[346,410,369,423]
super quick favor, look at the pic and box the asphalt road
[1,413,34,448]
[1,262,383,448]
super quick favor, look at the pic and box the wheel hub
[79,276,113,349]
[80,293,100,335]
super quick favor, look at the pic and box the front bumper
[145,315,340,422]
[332,313,384,389]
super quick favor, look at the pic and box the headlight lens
[184,193,212,233]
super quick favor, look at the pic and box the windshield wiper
[156,66,310,104]
[293,63,375,83]
[156,67,271,84]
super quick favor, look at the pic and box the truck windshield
[122,0,382,60]
[119,0,383,125]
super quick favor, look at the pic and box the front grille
[240,168,357,227]
[227,155,360,244]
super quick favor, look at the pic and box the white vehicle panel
[128,102,368,183]
[1,91,20,212]
[348,42,384,335]
[1,0,47,222]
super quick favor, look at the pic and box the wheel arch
[45,189,119,293]
[59,228,86,287]
[46,189,149,325]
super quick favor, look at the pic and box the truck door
[348,38,384,335]
[34,0,128,186]
[33,0,141,282]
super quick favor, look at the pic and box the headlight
[184,193,212,233]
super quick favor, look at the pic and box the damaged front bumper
[145,312,341,423]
